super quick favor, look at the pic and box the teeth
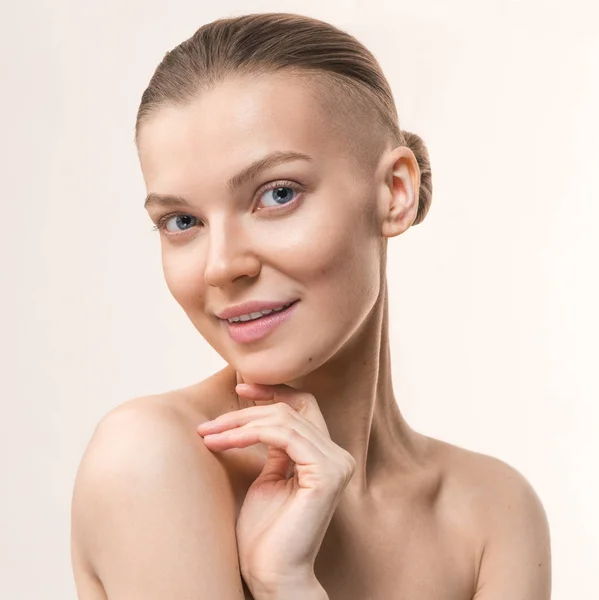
[228,302,292,323]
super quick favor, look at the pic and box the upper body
[71,12,551,600]
[71,367,551,600]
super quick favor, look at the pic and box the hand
[196,374,355,594]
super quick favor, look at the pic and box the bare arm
[473,460,551,599]
[70,398,246,600]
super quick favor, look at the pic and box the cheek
[269,199,381,318]
[161,246,207,311]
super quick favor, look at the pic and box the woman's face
[138,73,401,385]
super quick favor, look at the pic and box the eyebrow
[144,150,313,209]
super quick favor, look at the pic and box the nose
[204,217,261,288]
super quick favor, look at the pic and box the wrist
[249,574,329,600]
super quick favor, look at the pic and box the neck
[285,280,424,497]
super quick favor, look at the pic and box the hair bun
[402,130,432,225]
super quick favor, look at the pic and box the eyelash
[151,179,305,235]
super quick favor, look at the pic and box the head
[135,13,433,385]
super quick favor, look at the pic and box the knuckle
[276,401,293,415]
[346,452,356,470]
[285,428,300,444]
[300,393,316,410]
[272,402,294,425]
[328,460,355,487]
[332,470,349,488]
[340,452,356,481]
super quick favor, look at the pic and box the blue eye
[258,185,298,208]
[152,181,304,236]
[162,214,199,233]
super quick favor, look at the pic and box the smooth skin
[205,378,355,599]
[71,72,551,599]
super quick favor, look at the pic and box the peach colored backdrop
[2,1,597,597]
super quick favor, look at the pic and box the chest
[243,551,473,600]
[228,439,479,600]
[316,509,476,600]
[241,504,477,600]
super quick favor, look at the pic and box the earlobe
[381,151,420,238]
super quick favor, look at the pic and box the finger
[202,425,327,475]
[198,404,329,452]
[236,384,329,437]
[271,385,331,438]
[261,445,296,481]
[202,426,296,481]
[235,383,275,401]
[236,372,262,410]
[204,426,351,490]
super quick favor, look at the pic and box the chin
[233,358,307,387]
[230,345,328,386]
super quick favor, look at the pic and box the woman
[70,13,551,600]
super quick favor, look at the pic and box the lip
[216,299,298,321]
[222,300,300,344]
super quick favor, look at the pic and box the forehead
[137,73,346,188]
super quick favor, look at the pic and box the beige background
[1,0,597,598]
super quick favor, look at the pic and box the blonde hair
[135,12,432,225]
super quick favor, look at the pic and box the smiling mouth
[226,301,297,323]
[222,300,300,344]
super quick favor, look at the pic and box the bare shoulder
[71,380,247,599]
[428,437,551,599]
[430,437,544,508]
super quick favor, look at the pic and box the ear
[379,146,421,238]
